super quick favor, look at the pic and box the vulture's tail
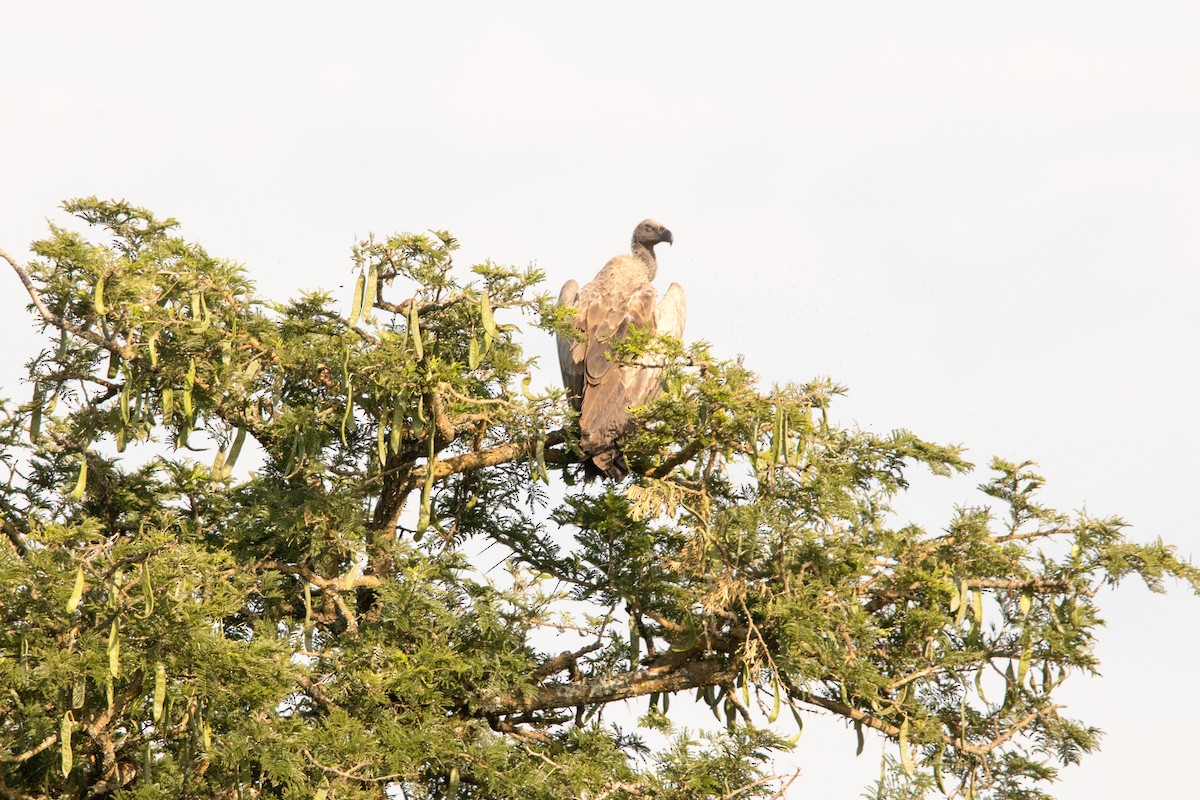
[584,447,629,481]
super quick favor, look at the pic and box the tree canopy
[1,199,1196,800]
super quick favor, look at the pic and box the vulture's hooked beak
[661,229,674,245]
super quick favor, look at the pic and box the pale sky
[3,3,1198,796]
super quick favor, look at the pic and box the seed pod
[933,744,947,793]
[521,375,538,401]
[140,560,154,618]
[415,432,436,539]
[534,436,549,484]
[348,271,365,327]
[60,711,74,777]
[94,274,106,315]
[107,617,120,677]
[363,264,378,323]
[154,662,167,722]
[225,426,247,474]
[70,456,88,501]
[408,304,423,360]
[1017,634,1032,686]
[899,718,914,777]
[29,383,42,443]
[468,336,480,370]
[66,566,85,613]
[377,418,387,466]
[162,388,175,417]
[389,401,403,454]
[480,292,498,338]
[341,381,354,446]
[954,579,969,625]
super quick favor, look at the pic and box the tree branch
[485,658,736,715]
[1,247,134,359]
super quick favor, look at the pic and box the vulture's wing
[572,263,658,477]
[624,282,688,410]
[656,282,687,341]
[556,279,584,411]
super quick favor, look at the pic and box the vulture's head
[633,219,673,249]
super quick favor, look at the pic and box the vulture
[557,219,686,479]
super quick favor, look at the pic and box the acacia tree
[1,199,1195,800]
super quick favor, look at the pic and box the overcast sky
[3,3,1198,796]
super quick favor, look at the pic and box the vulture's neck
[631,242,658,280]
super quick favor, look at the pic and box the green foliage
[0,199,1195,799]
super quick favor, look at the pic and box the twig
[1,247,134,359]
[0,733,57,763]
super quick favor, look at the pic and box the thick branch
[255,560,381,590]
[789,684,1059,758]
[0,733,57,763]
[531,642,604,681]
[486,658,736,715]
[646,438,706,479]
[398,430,567,490]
